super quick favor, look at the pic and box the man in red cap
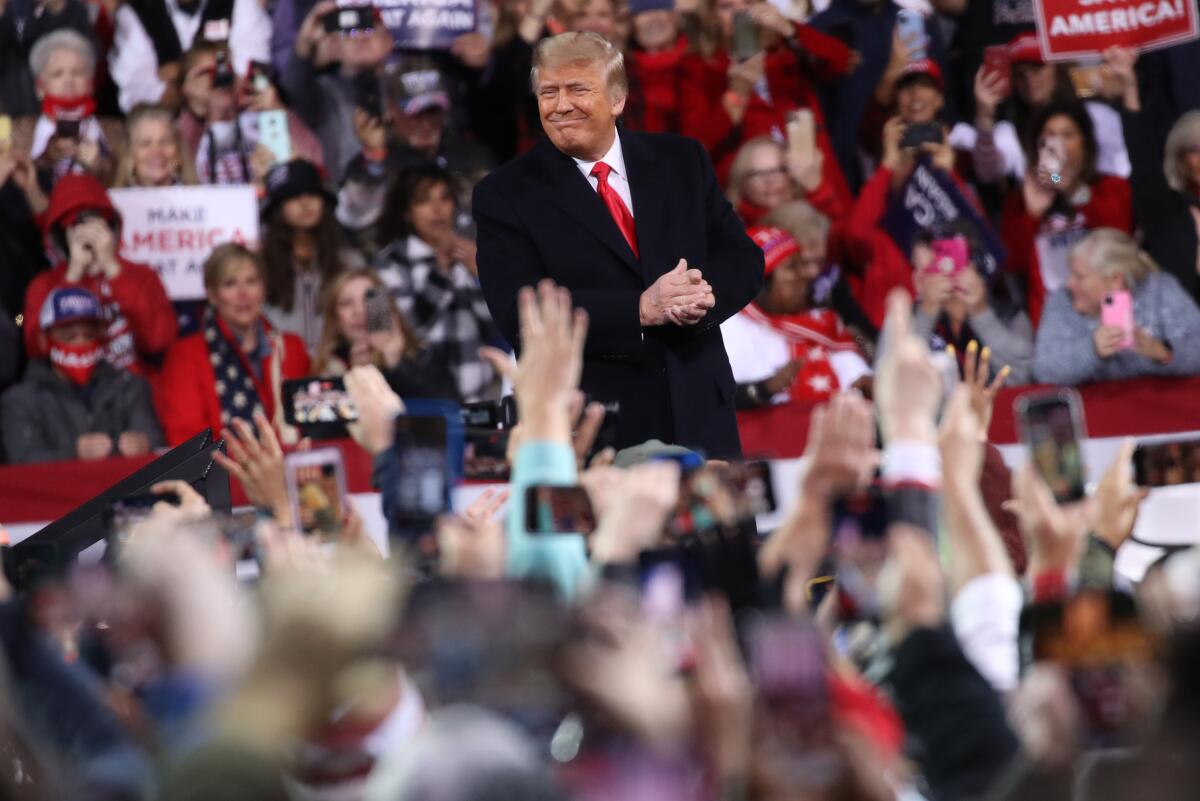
[22,173,177,377]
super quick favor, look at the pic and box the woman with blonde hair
[313,268,456,399]
[1033,228,1200,385]
[111,103,199,188]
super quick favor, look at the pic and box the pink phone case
[927,237,969,277]
[1101,291,1134,350]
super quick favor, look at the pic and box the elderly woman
[727,137,844,227]
[1110,48,1200,306]
[156,243,310,446]
[111,104,199,188]
[16,30,117,188]
[721,226,871,408]
[1033,228,1200,385]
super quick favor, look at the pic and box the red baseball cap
[898,58,944,91]
[748,226,801,277]
[1008,32,1046,65]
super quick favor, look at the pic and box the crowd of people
[2,0,1200,799]
[2,0,1200,463]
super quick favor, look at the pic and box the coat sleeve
[1153,274,1200,377]
[109,263,178,360]
[155,341,213,447]
[22,270,55,361]
[121,374,165,450]
[1,383,69,463]
[473,176,645,358]
[1032,291,1103,385]
[664,138,764,339]
[969,308,1034,385]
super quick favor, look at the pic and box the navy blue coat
[472,129,764,459]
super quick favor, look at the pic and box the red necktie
[590,161,639,258]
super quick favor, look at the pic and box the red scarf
[41,93,96,121]
[740,302,858,401]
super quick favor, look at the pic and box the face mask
[41,93,96,121]
[50,341,102,386]
[209,120,236,148]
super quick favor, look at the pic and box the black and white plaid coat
[374,236,498,402]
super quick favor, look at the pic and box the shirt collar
[573,132,626,179]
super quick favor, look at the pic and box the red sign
[1035,0,1199,60]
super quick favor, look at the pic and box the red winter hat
[1008,32,1045,65]
[898,58,944,91]
[748,226,800,277]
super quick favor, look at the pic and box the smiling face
[740,142,794,210]
[536,60,625,161]
[130,116,180,187]
[896,79,943,125]
[209,256,266,331]
[39,46,92,99]
[633,9,678,51]
[1066,251,1123,317]
[335,275,374,343]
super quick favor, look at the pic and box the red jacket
[1000,174,1133,327]
[154,318,310,446]
[23,259,177,376]
[677,26,854,208]
[624,37,689,134]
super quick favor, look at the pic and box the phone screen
[524,485,596,534]
[258,109,291,165]
[283,377,358,439]
[1016,390,1087,503]
[285,448,348,538]
[364,287,392,334]
[354,72,384,119]
[1027,591,1157,749]
[747,615,834,760]
[390,401,464,537]
[666,461,773,538]
[1133,438,1200,487]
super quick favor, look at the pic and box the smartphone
[731,11,761,61]
[246,60,272,93]
[364,287,392,334]
[786,109,816,164]
[666,461,776,537]
[257,109,291,165]
[524,485,597,534]
[928,236,970,277]
[746,615,833,757]
[1026,591,1156,749]
[1132,438,1200,487]
[1039,136,1065,185]
[212,49,235,89]
[899,121,943,149]
[324,5,374,33]
[0,115,11,152]
[830,486,889,622]
[1015,389,1088,504]
[285,448,348,538]
[896,9,926,61]
[282,377,359,440]
[982,44,1012,98]
[389,399,465,538]
[1068,64,1104,99]
[1101,290,1134,351]
[55,117,81,139]
[829,20,855,48]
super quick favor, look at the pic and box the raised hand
[344,365,404,455]
[960,338,1009,433]
[213,411,290,525]
[875,289,942,444]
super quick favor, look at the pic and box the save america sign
[1035,0,1198,59]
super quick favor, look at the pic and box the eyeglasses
[744,165,787,182]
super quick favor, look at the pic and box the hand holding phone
[283,377,359,439]
[786,109,816,164]
[257,109,291,165]
[525,485,596,534]
[731,11,762,61]
[895,10,927,61]
[899,121,943,150]
[981,45,1012,100]
[928,236,970,277]
[1015,389,1088,503]
[1132,438,1200,487]
[284,447,348,537]
[1101,291,1134,351]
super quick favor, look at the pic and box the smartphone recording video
[390,400,464,537]
[899,121,943,150]
[665,460,776,538]
[1026,591,1158,749]
[284,447,348,538]
[928,236,970,277]
[1016,389,1087,503]
[324,5,374,34]
[524,485,596,534]
[364,287,392,334]
[1133,438,1200,488]
[731,11,761,61]
[982,44,1012,98]
[283,377,358,440]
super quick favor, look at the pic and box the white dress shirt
[109,0,272,113]
[572,133,635,219]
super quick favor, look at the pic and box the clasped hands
[639,258,716,327]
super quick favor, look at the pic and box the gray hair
[29,29,96,81]
[1163,110,1200,193]
[530,32,627,100]
[763,200,831,250]
[1070,228,1159,287]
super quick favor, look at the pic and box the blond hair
[762,200,830,251]
[313,269,422,374]
[1163,110,1200,193]
[112,103,199,188]
[530,32,627,99]
[1071,228,1159,287]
